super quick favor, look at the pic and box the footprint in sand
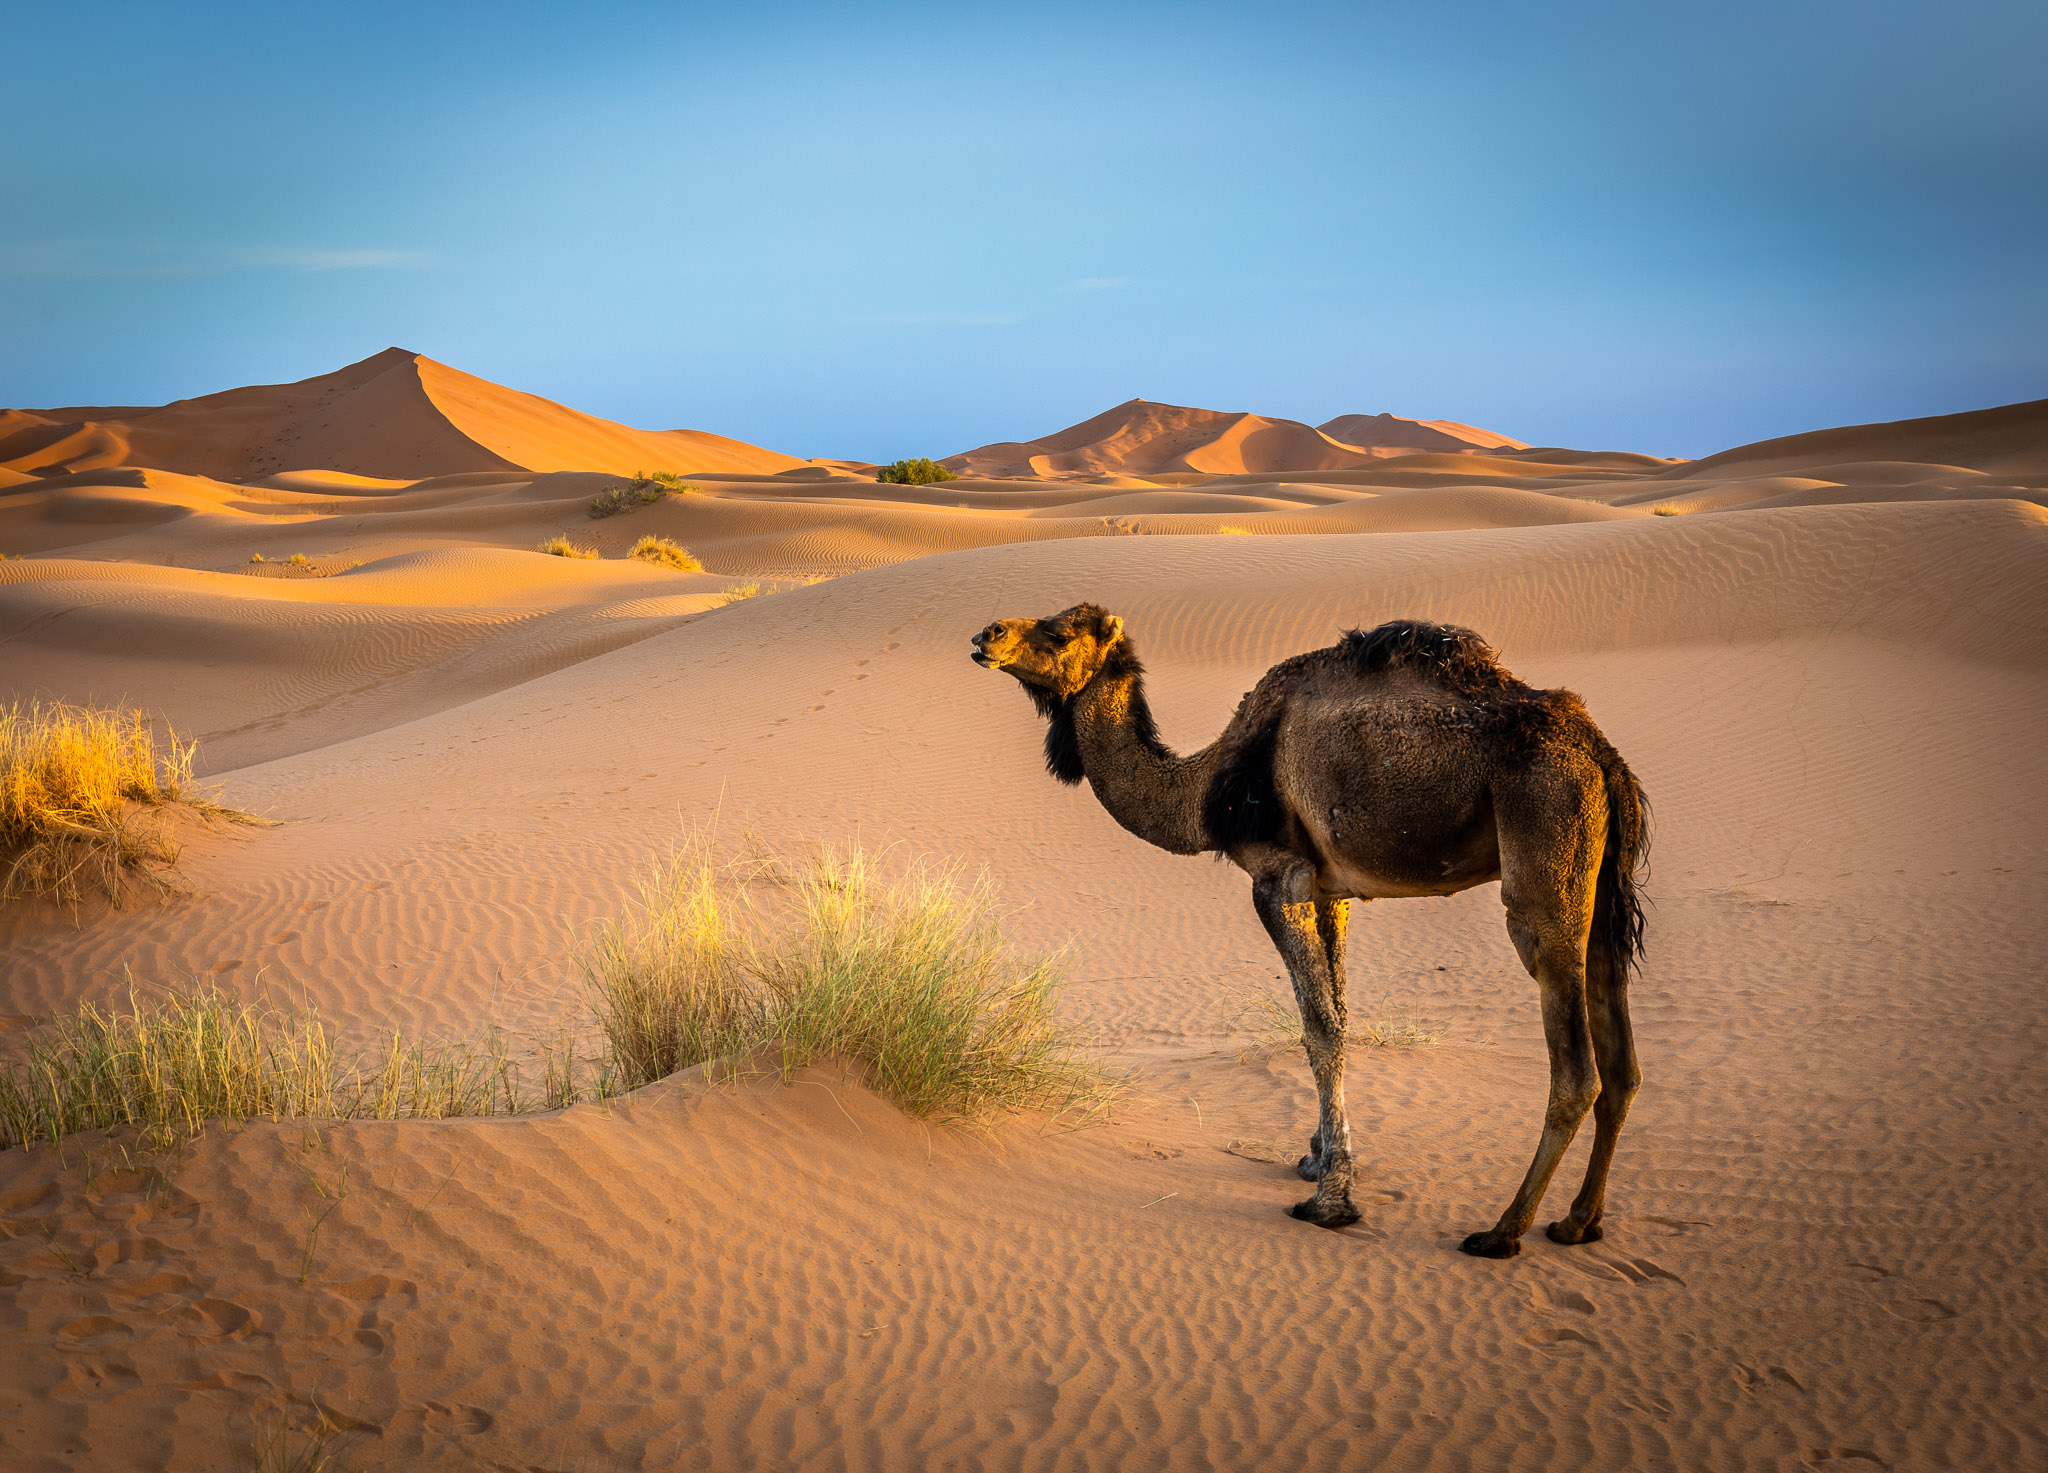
[329,1273,419,1308]
[267,930,299,944]
[1528,1281,1597,1316]
[299,900,329,912]
[1520,1324,1594,1348]
[1881,1297,1957,1322]
[1800,1449,1887,1468]
[423,1402,494,1435]
[177,1298,258,1342]
[1586,1254,1686,1287]
[1641,1215,1712,1236]
[207,959,243,975]
[57,1316,134,1351]
[1844,1262,1894,1283]
[1734,1363,1804,1394]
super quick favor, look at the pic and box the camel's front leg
[1250,859,1361,1229]
[1298,894,1351,1182]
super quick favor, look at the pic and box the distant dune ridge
[941,398,1532,479]
[0,348,807,484]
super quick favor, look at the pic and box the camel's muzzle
[970,628,1002,668]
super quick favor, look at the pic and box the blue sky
[4,0,2043,460]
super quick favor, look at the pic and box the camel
[971,604,1649,1257]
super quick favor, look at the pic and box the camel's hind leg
[1547,885,1642,1245]
[1245,852,1360,1229]
[1460,792,1603,1260]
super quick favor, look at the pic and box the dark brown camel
[971,604,1649,1257]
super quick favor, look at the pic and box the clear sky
[5,0,2043,460]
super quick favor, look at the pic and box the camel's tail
[1591,733,1651,981]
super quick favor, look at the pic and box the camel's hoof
[1296,1153,1324,1182]
[1288,1197,1362,1230]
[1545,1218,1603,1245]
[1459,1229,1523,1259]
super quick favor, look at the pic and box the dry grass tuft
[628,535,703,572]
[1651,506,1683,516]
[580,842,1116,1123]
[580,850,767,1090]
[711,582,763,606]
[1,702,268,904]
[0,981,535,1151]
[286,553,310,566]
[249,552,266,563]
[536,534,600,559]
[590,471,698,519]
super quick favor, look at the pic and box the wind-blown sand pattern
[2,364,2045,1471]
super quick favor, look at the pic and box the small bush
[1651,506,1682,517]
[537,535,600,559]
[286,553,310,566]
[580,843,1113,1122]
[712,582,763,606]
[1,702,266,903]
[581,851,767,1090]
[249,553,266,563]
[876,458,958,486]
[590,471,698,518]
[628,535,702,572]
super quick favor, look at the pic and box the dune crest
[0,349,806,482]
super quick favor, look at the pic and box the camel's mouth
[971,648,999,668]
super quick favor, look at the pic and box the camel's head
[970,603,1127,701]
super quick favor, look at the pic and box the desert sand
[2,359,2045,1471]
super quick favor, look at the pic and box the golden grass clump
[580,842,1114,1123]
[537,534,600,559]
[628,535,703,572]
[1651,506,1683,516]
[711,582,763,606]
[0,982,533,1151]
[0,702,265,903]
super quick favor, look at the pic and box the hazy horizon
[5,0,2044,461]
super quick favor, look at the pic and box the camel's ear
[1100,614,1123,644]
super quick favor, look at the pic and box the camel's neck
[1069,668,1217,856]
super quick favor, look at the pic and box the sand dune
[2,377,2045,1471]
[944,398,1532,478]
[1318,411,1529,453]
[1660,396,2048,482]
[0,349,806,482]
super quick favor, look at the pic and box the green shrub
[875,458,958,486]
[590,471,698,518]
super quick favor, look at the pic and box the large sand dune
[0,349,806,483]
[2,371,2045,1471]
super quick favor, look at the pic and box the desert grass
[628,535,703,572]
[875,457,958,485]
[1652,506,1683,516]
[711,581,763,606]
[0,982,544,1151]
[1,702,267,903]
[249,552,266,563]
[590,471,698,518]
[581,842,1115,1123]
[1231,984,1444,1063]
[580,849,767,1089]
[536,534,600,559]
